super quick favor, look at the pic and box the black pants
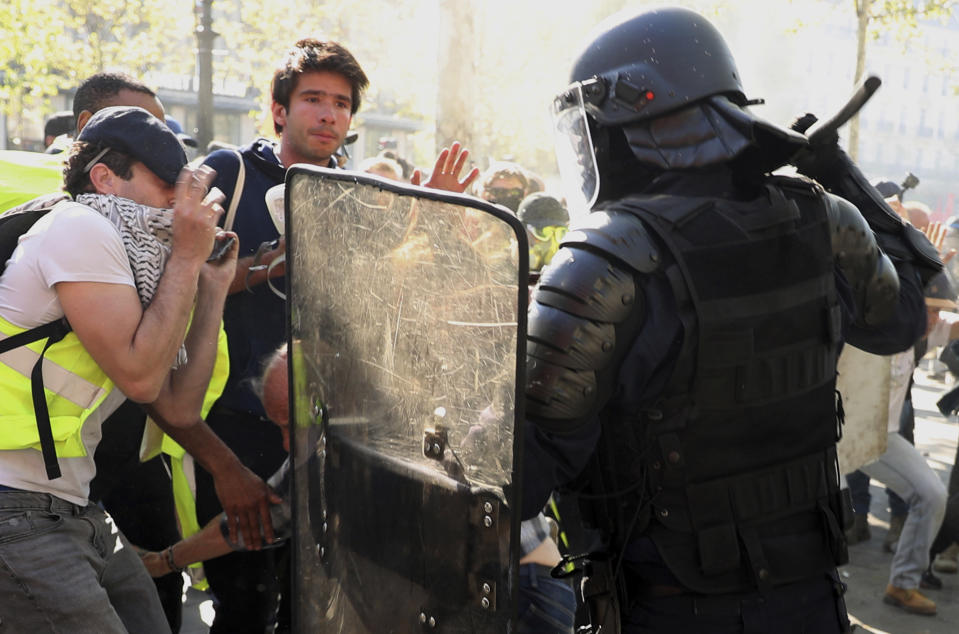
[91,400,183,633]
[623,572,850,634]
[195,407,289,634]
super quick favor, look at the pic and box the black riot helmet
[568,7,746,127]
[553,8,791,211]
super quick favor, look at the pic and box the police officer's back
[522,8,925,633]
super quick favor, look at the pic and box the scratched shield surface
[285,166,527,633]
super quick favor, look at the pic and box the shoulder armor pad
[562,210,660,274]
[534,247,640,323]
[525,241,647,429]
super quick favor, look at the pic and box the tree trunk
[196,0,216,152]
[436,0,477,154]
[850,0,871,160]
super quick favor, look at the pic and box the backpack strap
[0,318,73,480]
[222,149,245,232]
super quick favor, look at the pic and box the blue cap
[78,106,187,184]
[165,115,197,148]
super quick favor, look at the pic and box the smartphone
[207,235,237,262]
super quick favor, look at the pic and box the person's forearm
[149,414,242,478]
[228,248,284,295]
[125,254,204,397]
[170,516,234,570]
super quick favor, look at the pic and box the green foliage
[0,0,194,118]
[5,0,953,180]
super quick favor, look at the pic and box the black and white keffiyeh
[75,193,186,367]
[75,193,173,307]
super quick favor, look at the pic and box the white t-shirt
[0,200,134,505]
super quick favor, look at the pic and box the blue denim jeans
[860,433,948,589]
[517,562,577,633]
[0,489,169,633]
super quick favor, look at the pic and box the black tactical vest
[603,177,849,594]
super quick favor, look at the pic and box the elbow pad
[825,193,899,325]
[797,143,942,284]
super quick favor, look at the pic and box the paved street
[844,370,959,634]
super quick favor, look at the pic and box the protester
[1,71,277,633]
[197,37,479,633]
[477,161,531,212]
[520,8,927,632]
[0,106,233,633]
[358,155,403,181]
[517,192,569,273]
[2,72,167,214]
[855,274,953,614]
[42,110,75,153]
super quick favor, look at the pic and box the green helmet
[517,193,569,229]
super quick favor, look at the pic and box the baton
[792,75,882,142]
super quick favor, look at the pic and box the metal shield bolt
[419,613,427,624]
[484,515,494,528]
[429,616,436,628]
[481,597,490,609]
[483,583,491,594]
[484,502,493,514]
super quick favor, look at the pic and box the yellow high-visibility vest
[0,313,115,455]
[0,150,66,213]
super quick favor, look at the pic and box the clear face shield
[551,82,600,217]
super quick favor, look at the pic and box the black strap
[0,319,70,354]
[1,318,73,480]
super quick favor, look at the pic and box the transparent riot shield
[285,165,528,633]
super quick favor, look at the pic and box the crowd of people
[1,6,958,634]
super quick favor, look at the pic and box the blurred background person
[477,161,530,213]
[517,192,569,274]
[42,110,75,154]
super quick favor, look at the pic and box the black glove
[787,112,942,285]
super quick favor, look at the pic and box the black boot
[845,512,871,545]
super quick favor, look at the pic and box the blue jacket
[203,140,287,416]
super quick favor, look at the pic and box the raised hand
[411,141,480,193]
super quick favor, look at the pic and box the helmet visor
[551,83,599,216]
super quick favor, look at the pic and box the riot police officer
[521,8,928,633]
